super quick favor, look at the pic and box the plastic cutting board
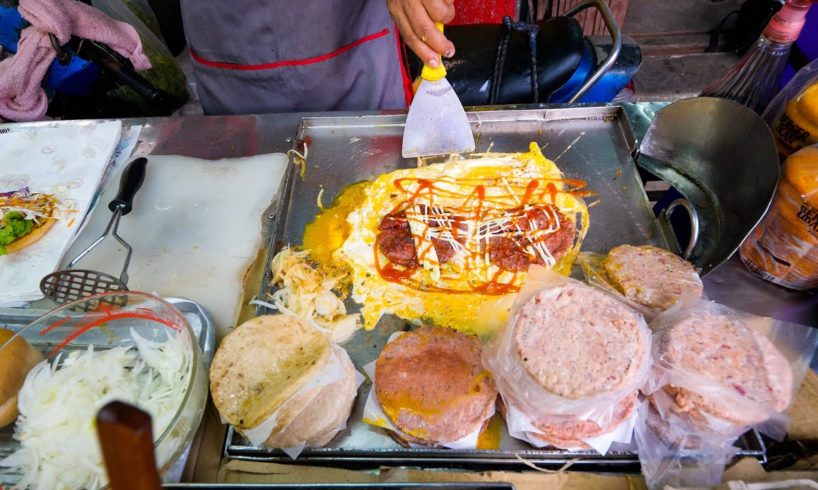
[60,153,288,336]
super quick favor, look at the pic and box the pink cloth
[0,0,151,121]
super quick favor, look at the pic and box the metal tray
[227,106,766,469]
[0,297,216,486]
[165,484,517,489]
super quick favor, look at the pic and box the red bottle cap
[764,0,812,43]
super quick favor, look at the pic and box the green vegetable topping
[0,212,34,255]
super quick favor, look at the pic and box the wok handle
[662,198,700,260]
[109,157,148,215]
[97,401,162,490]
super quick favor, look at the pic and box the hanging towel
[0,0,151,121]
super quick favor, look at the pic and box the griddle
[226,106,765,469]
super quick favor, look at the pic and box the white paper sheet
[0,121,122,304]
[503,395,639,455]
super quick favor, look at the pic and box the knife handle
[420,22,447,82]
[97,401,162,490]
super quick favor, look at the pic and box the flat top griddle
[227,106,765,468]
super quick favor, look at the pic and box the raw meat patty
[514,283,648,399]
[658,309,793,426]
[375,326,498,445]
[604,244,703,310]
[501,393,638,449]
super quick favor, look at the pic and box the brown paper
[220,459,646,490]
[712,458,818,488]
[787,370,818,441]
[191,359,818,487]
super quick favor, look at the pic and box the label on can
[740,179,818,290]
[773,112,815,159]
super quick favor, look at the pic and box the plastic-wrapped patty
[604,245,703,311]
[514,283,648,399]
[374,326,498,445]
[656,308,793,427]
[502,393,638,449]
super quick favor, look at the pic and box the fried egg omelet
[320,143,589,336]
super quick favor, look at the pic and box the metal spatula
[401,23,475,158]
[40,157,147,309]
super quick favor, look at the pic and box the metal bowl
[637,97,780,274]
[0,291,208,489]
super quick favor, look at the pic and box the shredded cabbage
[0,330,192,490]
[261,246,361,343]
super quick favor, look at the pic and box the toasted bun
[209,315,330,430]
[263,346,358,448]
[5,218,56,254]
[0,328,44,428]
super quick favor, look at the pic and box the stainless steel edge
[253,131,300,317]
[164,297,218,366]
[661,199,701,260]
[164,484,517,489]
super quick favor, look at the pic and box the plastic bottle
[740,144,818,290]
[700,0,812,115]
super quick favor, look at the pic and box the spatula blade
[402,77,475,158]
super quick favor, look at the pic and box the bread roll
[5,218,56,255]
[210,315,358,449]
[0,328,44,428]
[263,345,358,448]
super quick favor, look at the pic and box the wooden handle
[97,401,162,490]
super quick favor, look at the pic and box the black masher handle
[109,157,147,215]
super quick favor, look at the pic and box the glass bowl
[0,291,208,489]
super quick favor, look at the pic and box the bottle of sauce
[740,144,818,290]
[770,81,818,159]
[700,0,812,115]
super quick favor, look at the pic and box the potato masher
[40,157,147,310]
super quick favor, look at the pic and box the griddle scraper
[401,23,475,158]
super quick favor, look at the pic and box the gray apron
[181,0,410,115]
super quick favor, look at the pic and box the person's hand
[388,0,456,68]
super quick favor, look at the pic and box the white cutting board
[61,154,288,336]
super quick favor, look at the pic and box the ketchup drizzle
[374,173,587,295]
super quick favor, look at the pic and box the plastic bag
[239,343,363,459]
[636,300,818,488]
[577,249,703,321]
[633,402,740,489]
[763,58,818,158]
[90,0,188,110]
[739,143,818,291]
[482,266,651,450]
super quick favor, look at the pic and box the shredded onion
[0,330,192,490]
[264,246,361,343]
